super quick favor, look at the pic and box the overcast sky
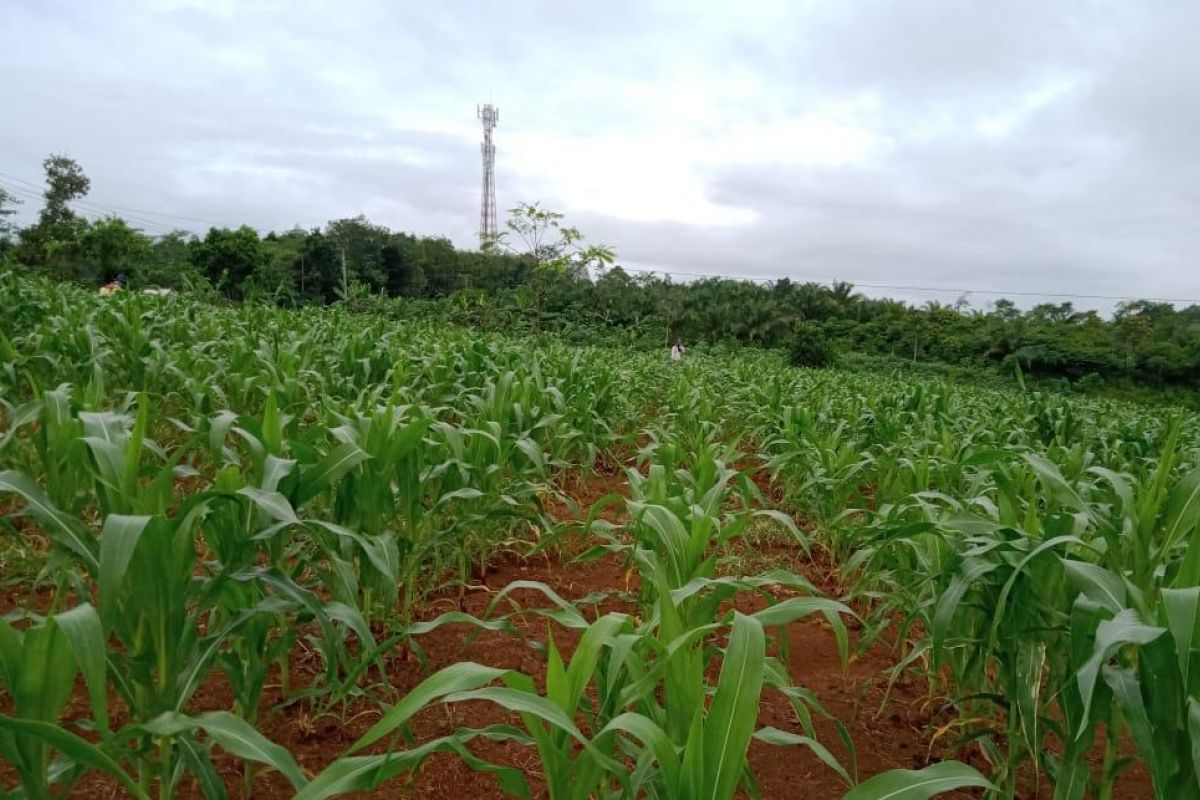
[2,0,1198,310]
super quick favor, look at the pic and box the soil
[0,466,1153,799]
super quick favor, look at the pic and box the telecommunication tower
[477,103,499,248]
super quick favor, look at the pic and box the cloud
[1,0,1199,311]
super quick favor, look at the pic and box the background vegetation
[3,153,1197,405]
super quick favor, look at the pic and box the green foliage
[6,180,1200,798]
[79,216,151,283]
[787,321,836,368]
[190,225,269,300]
[0,184,21,239]
[0,272,1008,799]
[39,154,90,226]
[5,164,1197,402]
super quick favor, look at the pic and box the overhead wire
[5,169,1198,305]
[0,182,175,234]
[0,169,233,229]
[607,266,1200,306]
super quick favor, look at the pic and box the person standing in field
[670,339,685,361]
[99,273,126,295]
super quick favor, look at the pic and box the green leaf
[261,392,282,455]
[933,557,998,652]
[515,437,545,472]
[238,486,300,525]
[1162,465,1200,554]
[1102,665,1161,799]
[750,596,853,628]
[1161,587,1199,688]
[1187,698,1200,787]
[298,728,525,800]
[350,662,510,754]
[1023,453,1090,515]
[702,612,766,800]
[755,726,850,786]
[841,761,992,800]
[98,514,151,623]
[1063,560,1126,615]
[0,470,98,572]
[196,711,306,789]
[295,443,370,506]
[52,603,110,734]
[0,714,150,800]
[1076,609,1165,736]
[597,713,680,790]
[443,686,587,745]
[1014,640,1045,770]
[178,735,230,800]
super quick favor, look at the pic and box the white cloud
[2,0,1199,310]
[977,79,1081,138]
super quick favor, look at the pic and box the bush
[787,322,836,368]
[1076,372,1105,393]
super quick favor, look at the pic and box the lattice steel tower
[477,103,499,248]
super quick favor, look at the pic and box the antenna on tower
[477,103,499,249]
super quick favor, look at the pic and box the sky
[2,0,1198,311]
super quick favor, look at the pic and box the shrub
[787,322,836,368]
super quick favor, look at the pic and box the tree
[0,185,20,260]
[41,154,90,228]
[190,226,268,300]
[488,203,615,332]
[292,229,340,304]
[79,217,150,284]
[420,236,466,297]
[16,154,92,272]
[788,322,836,368]
[141,231,203,290]
[0,185,21,237]
[493,202,614,277]
[327,216,391,293]
[250,228,305,303]
[381,235,426,298]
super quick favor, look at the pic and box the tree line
[2,153,1198,404]
[0,155,533,304]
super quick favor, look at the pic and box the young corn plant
[0,604,122,800]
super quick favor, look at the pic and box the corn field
[1,270,1197,799]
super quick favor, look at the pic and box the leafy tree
[293,228,339,304]
[16,154,92,273]
[0,185,19,261]
[40,154,90,227]
[787,321,836,368]
[141,231,203,290]
[190,226,268,300]
[0,184,21,237]
[248,228,306,304]
[381,235,426,298]
[487,203,615,331]
[420,236,466,297]
[493,202,614,277]
[78,217,151,284]
[327,216,391,293]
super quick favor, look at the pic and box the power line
[0,171,42,192]
[5,167,1198,306]
[0,182,175,234]
[0,170,232,229]
[610,265,1200,306]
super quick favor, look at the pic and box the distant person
[99,274,126,296]
[670,339,685,361]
